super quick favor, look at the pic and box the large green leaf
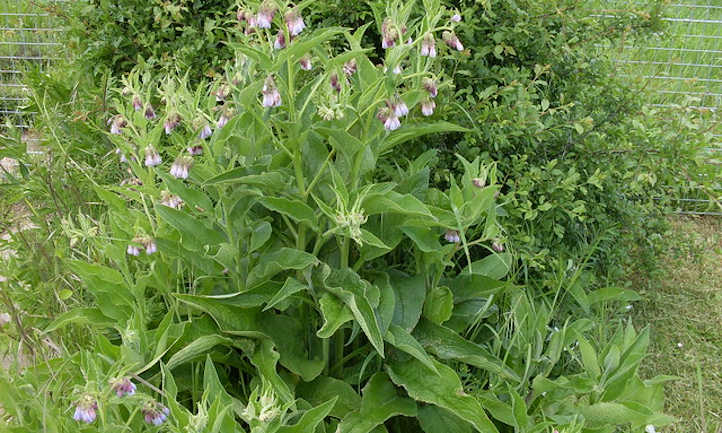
[418,406,472,433]
[277,397,338,433]
[379,122,469,154]
[385,324,438,374]
[390,273,426,331]
[317,293,354,338]
[249,339,294,404]
[463,253,512,280]
[323,268,385,357]
[337,373,417,433]
[413,319,520,382]
[423,286,453,325]
[578,401,675,429]
[203,168,286,189]
[45,308,115,332]
[362,191,435,219]
[259,196,318,229]
[263,277,308,312]
[387,359,499,433]
[247,248,319,286]
[296,376,361,418]
[174,294,266,337]
[156,205,226,245]
[261,314,325,382]
[166,335,234,370]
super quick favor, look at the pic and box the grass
[632,216,722,433]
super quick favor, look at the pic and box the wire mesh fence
[0,0,64,133]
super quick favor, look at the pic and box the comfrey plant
[19,1,670,432]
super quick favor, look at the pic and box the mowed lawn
[634,217,722,433]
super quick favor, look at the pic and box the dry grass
[634,216,722,433]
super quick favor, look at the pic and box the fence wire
[0,0,63,132]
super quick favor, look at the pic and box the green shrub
[0,2,675,432]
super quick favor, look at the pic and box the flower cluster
[143,401,170,426]
[73,395,98,424]
[110,377,136,397]
[127,236,157,256]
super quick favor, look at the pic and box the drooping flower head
[198,123,213,140]
[492,240,504,252]
[143,401,170,426]
[160,191,184,209]
[442,31,464,51]
[274,30,286,50]
[144,104,157,120]
[144,238,157,255]
[108,115,127,135]
[132,95,143,111]
[421,98,436,116]
[343,59,357,77]
[170,156,193,179]
[187,145,204,156]
[330,73,342,93]
[451,12,462,23]
[144,146,162,167]
[285,8,305,36]
[262,75,281,108]
[127,242,141,256]
[391,96,409,117]
[381,18,397,49]
[256,2,277,29]
[422,77,438,98]
[216,111,230,129]
[444,230,461,243]
[472,177,485,188]
[164,113,181,135]
[299,54,312,71]
[377,106,400,131]
[72,395,98,424]
[214,84,229,102]
[420,33,437,57]
[110,377,137,397]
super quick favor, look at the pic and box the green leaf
[317,293,354,338]
[259,196,318,229]
[249,339,294,404]
[390,272,426,331]
[387,359,499,433]
[323,268,385,357]
[385,324,438,374]
[247,248,319,286]
[588,287,641,305]
[578,402,675,429]
[174,294,266,338]
[263,277,308,311]
[576,334,602,379]
[401,226,441,253]
[159,172,213,211]
[414,319,520,382]
[166,335,234,370]
[249,221,272,253]
[337,373,417,433]
[261,314,325,382]
[363,191,435,219]
[418,406,472,433]
[278,397,338,433]
[296,376,361,418]
[463,253,512,280]
[380,122,469,154]
[45,308,115,332]
[204,168,286,190]
[156,205,226,245]
[423,286,453,325]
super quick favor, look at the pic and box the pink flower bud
[442,31,464,51]
[144,146,162,167]
[330,73,342,93]
[72,396,98,424]
[132,95,142,111]
[170,156,193,179]
[492,241,504,252]
[256,2,276,29]
[144,104,156,120]
[421,99,436,116]
[343,59,357,77]
[198,124,213,140]
[299,54,312,71]
[423,78,438,98]
[472,177,485,188]
[285,8,305,36]
[143,401,170,426]
[111,377,137,397]
[187,145,203,156]
[420,33,436,57]
[444,230,461,243]
[160,191,184,209]
[274,31,286,50]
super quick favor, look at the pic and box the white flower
[645,425,657,433]
[420,33,436,57]
[262,76,281,107]
[144,147,162,167]
[421,99,435,116]
[285,9,305,36]
[384,115,401,131]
